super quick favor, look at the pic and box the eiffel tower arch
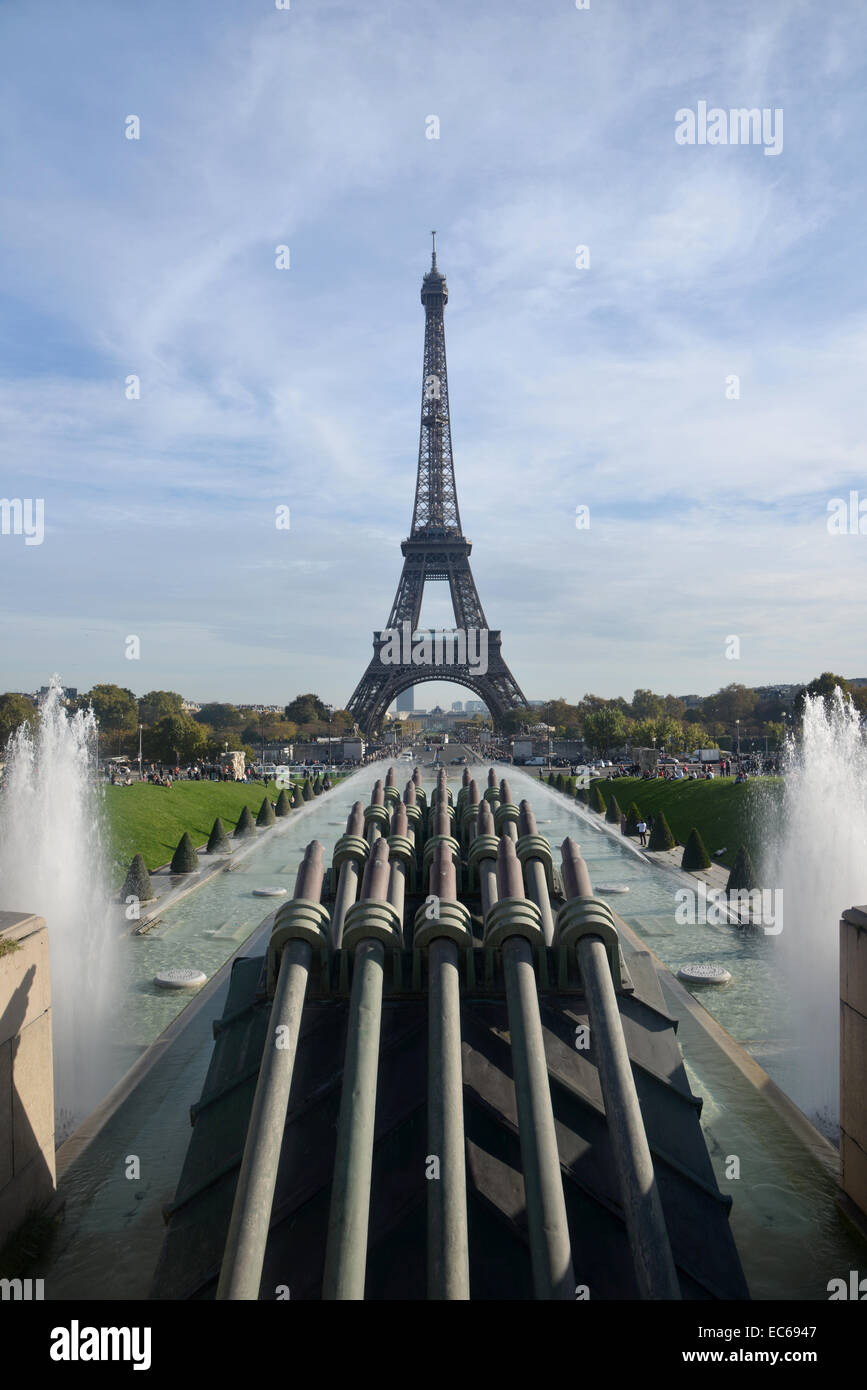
[346,236,528,736]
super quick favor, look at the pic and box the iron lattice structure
[346,238,528,734]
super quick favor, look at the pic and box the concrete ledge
[0,912,55,1249]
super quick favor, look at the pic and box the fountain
[765,690,867,1137]
[0,677,118,1140]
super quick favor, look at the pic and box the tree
[648,813,675,851]
[625,802,643,835]
[302,778,313,802]
[80,684,138,731]
[605,793,622,823]
[206,818,231,854]
[727,845,757,892]
[630,689,663,722]
[170,832,199,874]
[681,828,711,871]
[234,805,255,838]
[0,692,37,745]
[588,781,607,813]
[284,694,329,725]
[702,684,758,728]
[275,788,291,817]
[256,796,276,827]
[138,691,184,726]
[195,703,239,730]
[582,707,628,754]
[145,714,206,764]
[794,672,852,720]
[121,853,154,902]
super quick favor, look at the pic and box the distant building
[396,688,415,713]
[677,694,703,709]
[181,700,201,713]
[451,700,464,712]
[464,700,488,714]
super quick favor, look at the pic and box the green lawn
[583,776,783,869]
[102,777,340,882]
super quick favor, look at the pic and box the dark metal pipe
[332,802,365,948]
[518,799,555,946]
[426,843,470,1298]
[494,839,574,1300]
[322,838,392,1300]
[216,841,326,1300]
[475,800,498,915]
[560,838,680,1300]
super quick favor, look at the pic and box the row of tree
[501,674,866,754]
[0,687,356,765]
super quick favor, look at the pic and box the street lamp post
[326,704,333,770]
[736,719,741,761]
[138,723,143,781]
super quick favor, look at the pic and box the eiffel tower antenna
[346,239,527,735]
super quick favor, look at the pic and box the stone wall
[0,911,55,1250]
[840,905,867,1233]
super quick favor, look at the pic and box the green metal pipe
[331,802,365,948]
[518,800,555,945]
[428,936,469,1299]
[495,839,575,1300]
[321,936,386,1300]
[216,841,325,1300]
[322,838,392,1299]
[502,936,574,1300]
[561,838,681,1299]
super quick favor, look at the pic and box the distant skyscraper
[396,688,415,712]
[451,700,464,712]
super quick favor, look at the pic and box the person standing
[637,819,648,847]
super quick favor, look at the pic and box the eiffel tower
[346,236,528,735]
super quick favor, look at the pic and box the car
[525,756,547,766]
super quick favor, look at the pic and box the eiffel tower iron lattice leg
[346,235,528,736]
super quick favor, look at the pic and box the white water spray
[0,677,118,1140]
[767,691,867,1136]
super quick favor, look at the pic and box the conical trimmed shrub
[313,776,323,796]
[575,786,589,804]
[122,852,154,902]
[547,771,555,786]
[302,778,313,802]
[648,812,676,851]
[171,831,199,874]
[323,776,332,791]
[681,827,711,871]
[290,785,300,808]
[234,804,255,838]
[555,773,565,792]
[256,796,276,827]
[588,781,607,813]
[275,788,291,817]
[207,817,231,853]
[625,802,642,836]
[605,793,622,823]
[727,844,757,892]
[566,776,576,795]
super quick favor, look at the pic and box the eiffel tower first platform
[346,236,528,736]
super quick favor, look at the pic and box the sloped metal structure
[151,769,749,1301]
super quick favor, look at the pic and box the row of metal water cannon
[215,766,681,1302]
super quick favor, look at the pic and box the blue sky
[1,0,865,709]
